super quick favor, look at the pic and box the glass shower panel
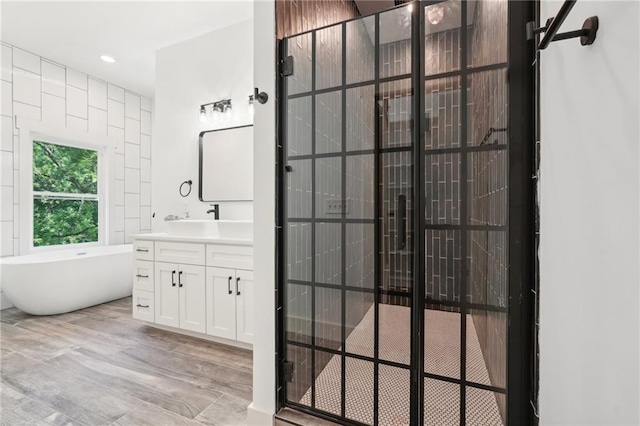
[379,79,413,149]
[346,85,376,151]
[425,76,462,150]
[287,33,312,95]
[380,151,413,301]
[379,5,412,78]
[316,24,343,90]
[425,0,461,76]
[346,16,375,84]
[467,69,508,148]
[315,91,342,154]
[424,378,460,426]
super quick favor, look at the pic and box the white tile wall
[1,45,13,82]
[13,69,41,107]
[0,42,153,274]
[67,85,88,119]
[88,107,107,136]
[108,84,125,103]
[1,80,12,116]
[66,68,87,90]
[107,99,124,128]
[42,93,65,126]
[41,60,65,97]
[1,116,12,151]
[13,48,40,74]
[88,78,107,110]
[124,117,140,143]
[125,92,140,120]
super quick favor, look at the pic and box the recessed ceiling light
[100,55,116,63]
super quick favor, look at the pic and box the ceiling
[0,1,252,97]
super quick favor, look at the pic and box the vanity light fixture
[200,99,232,120]
[100,55,116,63]
[213,99,232,113]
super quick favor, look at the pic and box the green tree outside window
[33,141,99,247]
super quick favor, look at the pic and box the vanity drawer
[133,240,154,261]
[132,289,155,322]
[133,260,154,292]
[206,244,253,270]
[155,242,205,265]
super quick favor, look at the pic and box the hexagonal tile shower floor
[300,304,504,425]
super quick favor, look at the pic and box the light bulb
[199,106,207,122]
[408,3,413,13]
[427,4,445,25]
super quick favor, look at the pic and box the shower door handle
[397,194,407,251]
[228,276,233,295]
[171,270,176,287]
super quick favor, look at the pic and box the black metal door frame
[275,1,536,425]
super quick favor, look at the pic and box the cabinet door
[235,269,254,344]
[154,262,179,328]
[205,267,236,340]
[178,264,206,334]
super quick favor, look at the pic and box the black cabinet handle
[397,194,407,250]
[178,271,183,288]
[228,276,233,295]
[171,270,176,287]
[136,274,149,278]
[136,248,149,252]
[236,277,241,296]
[136,304,149,308]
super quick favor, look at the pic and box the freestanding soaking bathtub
[0,244,133,315]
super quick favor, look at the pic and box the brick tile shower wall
[468,0,509,420]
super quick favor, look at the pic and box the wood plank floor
[0,297,253,426]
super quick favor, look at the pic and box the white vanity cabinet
[206,267,254,343]
[132,234,253,349]
[154,262,206,333]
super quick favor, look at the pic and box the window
[32,140,100,247]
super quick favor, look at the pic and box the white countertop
[133,233,253,246]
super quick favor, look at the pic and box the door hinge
[282,360,294,382]
[280,56,294,77]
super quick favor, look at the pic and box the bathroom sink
[166,220,253,240]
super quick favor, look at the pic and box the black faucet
[206,203,219,220]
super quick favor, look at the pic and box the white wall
[247,0,276,423]
[152,20,254,231]
[539,1,640,425]
[0,43,153,308]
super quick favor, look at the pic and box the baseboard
[247,402,274,426]
[0,292,14,310]
[141,321,252,351]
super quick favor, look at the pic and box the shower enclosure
[277,1,534,425]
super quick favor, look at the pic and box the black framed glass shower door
[277,1,534,425]
[280,6,415,424]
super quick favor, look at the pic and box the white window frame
[18,119,116,254]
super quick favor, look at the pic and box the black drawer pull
[236,277,241,296]
[228,276,233,295]
[179,271,184,287]
[171,270,176,287]
[136,248,149,252]
[136,274,149,278]
[136,304,149,308]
